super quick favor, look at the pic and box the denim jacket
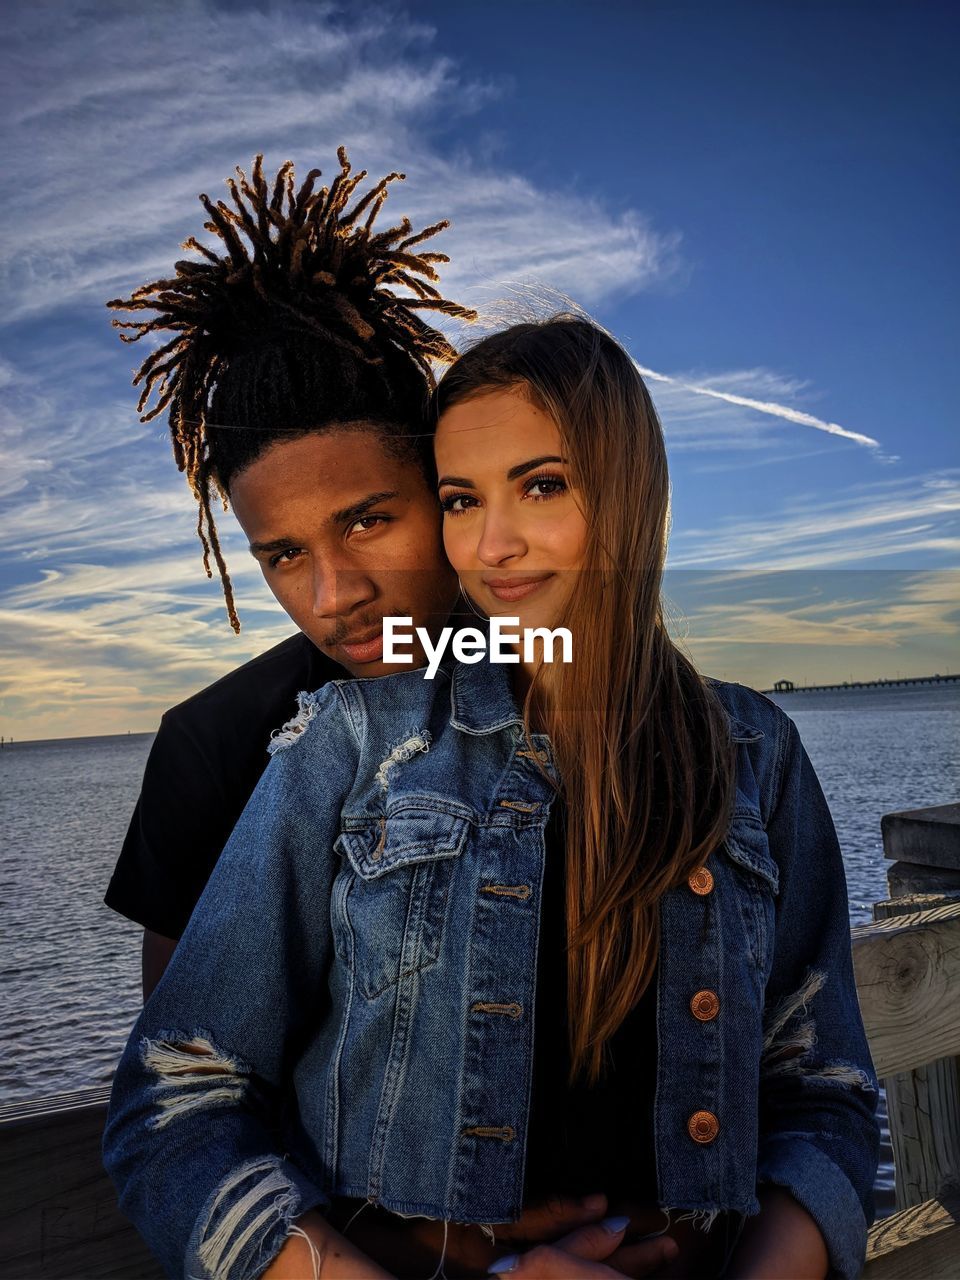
[103,657,879,1280]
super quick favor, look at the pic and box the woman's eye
[268,548,303,569]
[524,474,567,500]
[440,493,478,515]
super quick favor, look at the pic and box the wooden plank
[863,1191,960,1279]
[882,804,960,872]
[887,861,960,897]
[852,901,960,1077]
[0,1089,163,1279]
[0,1084,111,1126]
[872,896,960,1211]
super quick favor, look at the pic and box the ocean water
[767,684,960,925]
[2,683,958,1216]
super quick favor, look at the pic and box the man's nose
[311,562,377,619]
[475,508,528,566]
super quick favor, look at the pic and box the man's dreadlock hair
[108,147,475,632]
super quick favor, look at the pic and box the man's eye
[349,515,388,534]
[268,548,303,568]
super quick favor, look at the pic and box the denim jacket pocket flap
[336,808,472,880]
[723,818,780,894]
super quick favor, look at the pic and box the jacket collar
[448,656,764,743]
[449,657,524,735]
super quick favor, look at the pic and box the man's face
[230,428,458,678]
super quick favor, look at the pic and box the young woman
[103,317,880,1280]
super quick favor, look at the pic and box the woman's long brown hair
[435,315,736,1087]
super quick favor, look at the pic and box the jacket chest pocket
[722,817,779,985]
[334,808,471,1000]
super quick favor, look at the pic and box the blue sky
[0,0,957,739]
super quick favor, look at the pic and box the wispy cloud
[0,2,678,323]
[637,363,887,455]
[667,470,960,569]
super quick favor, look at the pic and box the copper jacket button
[688,866,714,895]
[690,990,720,1021]
[688,1110,720,1144]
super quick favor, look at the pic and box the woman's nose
[475,509,528,566]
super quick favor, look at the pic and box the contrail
[635,363,881,450]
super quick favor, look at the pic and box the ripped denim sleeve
[186,1155,326,1280]
[104,1027,331,1280]
[761,970,874,1092]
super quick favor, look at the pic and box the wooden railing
[859,801,960,1278]
[3,803,959,1278]
[0,1085,161,1279]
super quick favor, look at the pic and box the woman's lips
[481,574,554,602]
[339,631,385,663]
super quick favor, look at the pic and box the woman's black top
[523,799,659,1204]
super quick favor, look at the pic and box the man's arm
[103,686,358,1279]
[142,929,178,1002]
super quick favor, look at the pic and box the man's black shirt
[104,633,342,939]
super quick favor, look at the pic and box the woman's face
[435,386,588,631]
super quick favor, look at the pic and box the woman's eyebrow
[437,456,567,489]
[506,454,566,480]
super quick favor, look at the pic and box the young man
[103,150,624,1279]
[103,150,469,997]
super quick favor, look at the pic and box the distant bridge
[763,673,960,695]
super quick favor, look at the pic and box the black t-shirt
[104,632,342,939]
[524,799,658,1203]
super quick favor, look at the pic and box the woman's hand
[487,1216,679,1278]
[491,1192,611,1249]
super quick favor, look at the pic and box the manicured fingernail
[581,1193,606,1211]
[488,1255,519,1274]
[601,1215,631,1233]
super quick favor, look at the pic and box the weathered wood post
[884,804,960,898]
[875,803,960,1211]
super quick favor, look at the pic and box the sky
[0,0,957,740]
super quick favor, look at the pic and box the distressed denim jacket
[103,657,880,1280]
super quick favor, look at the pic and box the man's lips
[338,629,385,663]
[480,573,555,602]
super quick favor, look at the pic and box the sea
[2,682,958,1218]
